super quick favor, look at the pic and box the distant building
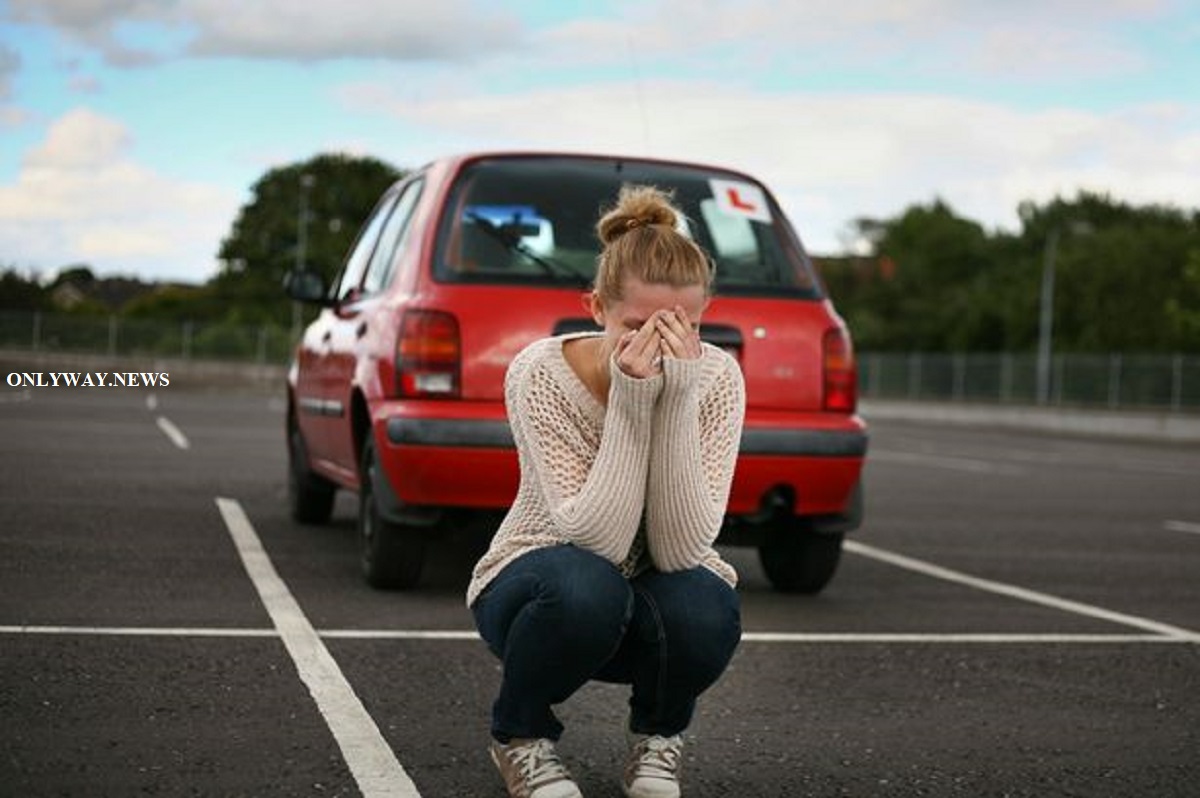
[49,272,157,312]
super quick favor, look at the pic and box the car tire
[359,436,427,590]
[288,419,336,525]
[758,523,843,594]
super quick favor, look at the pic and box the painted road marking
[845,540,1199,640]
[155,416,190,449]
[0,625,278,637]
[3,626,1195,645]
[1165,519,1200,535]
[146,393,158,411]
[319,630,1195,644]
[216,497,421,798]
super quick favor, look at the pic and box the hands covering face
[615,305,702,379]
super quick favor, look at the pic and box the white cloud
[0,108,240,282]
[181,0,523,61]
[5,0,526,63]
[534,0,1167,80]
[6,0,1171,78]
[24,106,129,169]
[342,78,1200,251]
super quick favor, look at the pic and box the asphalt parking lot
[2,384,1198,797]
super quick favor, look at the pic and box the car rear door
[299,189,399,482]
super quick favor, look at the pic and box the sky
[1,0,1199,285]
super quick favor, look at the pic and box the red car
[285,151,867,593]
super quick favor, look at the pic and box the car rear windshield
[433,156,822,298]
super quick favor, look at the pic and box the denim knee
[541,546,634,640]
[635,567,741,666]
[474,544,634,656]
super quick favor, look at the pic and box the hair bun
[597,185,678,245]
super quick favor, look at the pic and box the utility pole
[1035,227,1060,406]
[1035,221,1093,405]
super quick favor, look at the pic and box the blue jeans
[472,544,741,742]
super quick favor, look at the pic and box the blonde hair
[594,185,713,304]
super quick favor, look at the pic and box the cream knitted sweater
[466,333,746,607]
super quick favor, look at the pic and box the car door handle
[356,321,368,339]
[321,330,332,343]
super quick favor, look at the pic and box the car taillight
[822,326,857,413]
[395,310,461,398]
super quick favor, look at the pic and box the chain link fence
[3,311,1198,412]
[0,311,295,365]
[859,351,1200,412]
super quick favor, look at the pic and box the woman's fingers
[657,307,701,360]
[614,308,703,378]
[616,317,664,377]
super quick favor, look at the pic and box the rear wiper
[464,213,591,285]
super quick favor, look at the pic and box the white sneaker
[489,738,584,798]
[623,733,683,798]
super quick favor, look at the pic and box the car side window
[333,190,399,302]
[362,178,423,295]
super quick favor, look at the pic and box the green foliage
[829,192,1200,353]
[122,282,221,321]
[214,152,403,326]
[0,268,49,310]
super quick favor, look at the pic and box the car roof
[417,150,765,185]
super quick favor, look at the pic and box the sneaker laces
[629,734,683,780]
[507,739,573,789]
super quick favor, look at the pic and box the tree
[833,193,1200,354]
[215,153,403,326]
[841,200,1005,351]
[0,267,48,311]
[1018,193,1200,352]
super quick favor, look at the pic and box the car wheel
[758,522,843,594]
[288,418,336,524]
[359,436,427,590]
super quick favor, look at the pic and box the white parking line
[155,416,190,450]
[146,393,158,411]
[216,497,421,798]
[1165,520,1200,535]
[320,629,1193,645]
[739,632,1192,643]
[4,626,1195,645]
[0,625,277,637]
[845,540,1199,641]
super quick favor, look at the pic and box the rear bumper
[376,406,868,517]
[376,402,517,509]
[385,417,868,455]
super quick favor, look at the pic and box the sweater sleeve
[644,347,746,571]
[506,349,661,564]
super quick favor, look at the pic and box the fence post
[953,353,965,402]
[32,311,42,352]
[257,326,268,364]
[907,353,922,400]
[1000,353,1013,404]
[1108,354,1122,410]
[182,321,193,360]
[1053,355,1064,406]
[1171,354,1182,413]
[108,315,118,357]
